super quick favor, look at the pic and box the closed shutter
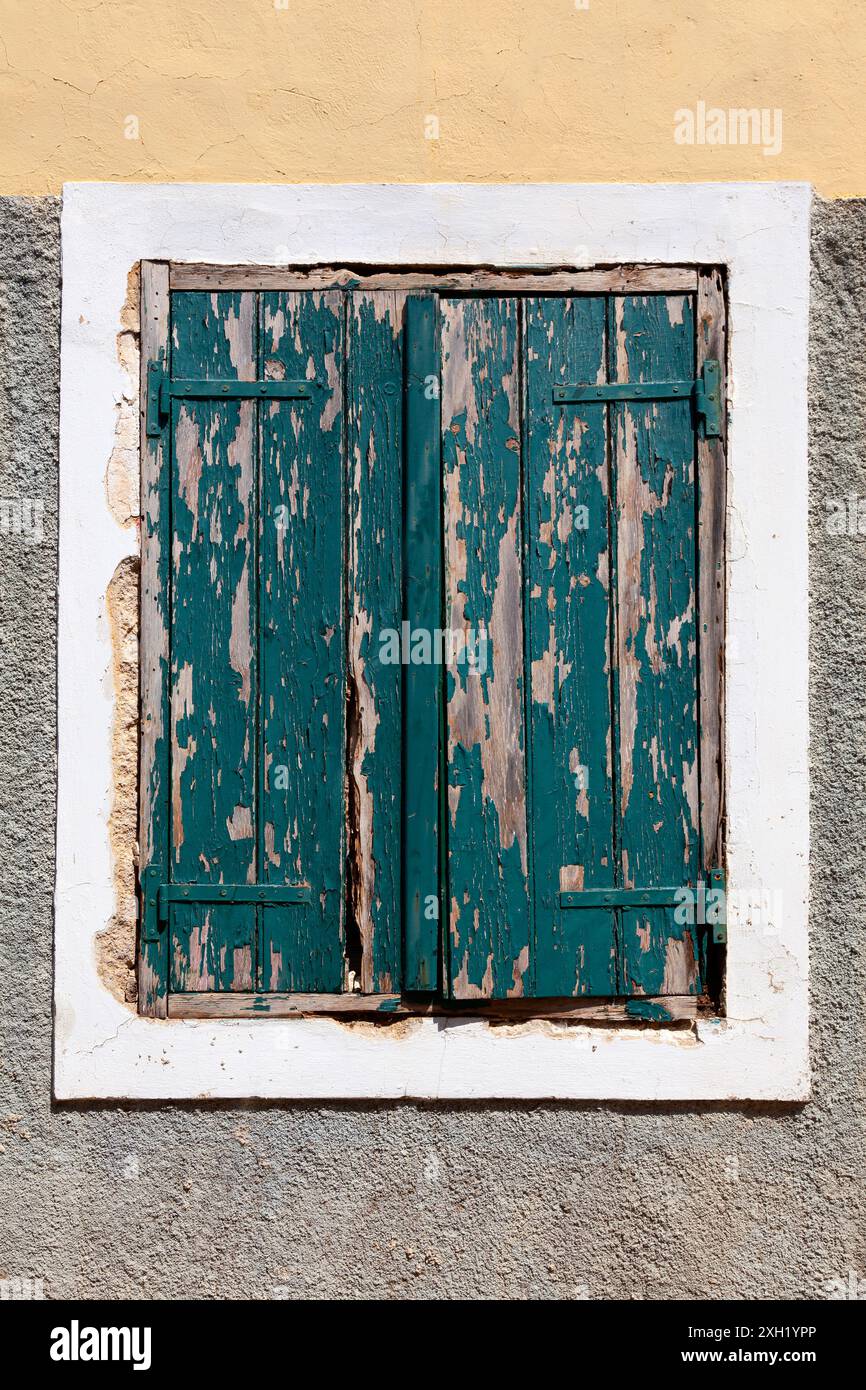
[160,289,347,996]
[140,279,415,1012]
[139,265,724,1016]
[441,290,716,999]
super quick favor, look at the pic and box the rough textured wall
[0,2,864,195]
[0,195,863,1300]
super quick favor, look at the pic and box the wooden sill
[166,992,705,1024]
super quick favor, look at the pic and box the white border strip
[55,183,810,1099]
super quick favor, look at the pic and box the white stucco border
[55,182,810,1100]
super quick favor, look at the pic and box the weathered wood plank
[441,297,530,998]
[168,291,258,992]
[525,297,618,996]
[138,261,171,1017]
[258,293,347,995]
[697,270,726,873]
[259,291,345,992]
[347,290,406,992]
[169,991,701,1021]
[610,294,702,996]
[402,295,442,992]
[171,264,699,294]
[170,991,404,1017]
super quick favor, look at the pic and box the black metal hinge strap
[157,884,312,924]
[560,869,727,945]
[139,875,312,940]
[552,357,722,437]
[146,354,316,437]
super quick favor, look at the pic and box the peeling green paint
[625,999,673,1022]
[169,292,258,992]
[166,290,346,994]
[441,297,530,999]
[348,290,405,992]
[525,296,617,996]
[259,290,345,992]
[403,295,442,993]
[147,283,712,1007]
[611,295,702,997]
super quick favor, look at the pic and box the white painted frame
[55,182,810,1100]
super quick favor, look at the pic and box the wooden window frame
[139,260,726,1026]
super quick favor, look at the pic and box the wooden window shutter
[347,289,408,994]
[140,286,347,1001]
[138,265,724,1017]
[139,275,418,1013]
[439,286,725,1001]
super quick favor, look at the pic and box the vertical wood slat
[259,291,346,992]
[611,294,702,996]
[697,270,726,874]
[525,297,618,996]
[168,291,258,992]
[402,296,442,992]
[138,261,171,1016]
[347,291,405,993]
[441,297,530,999]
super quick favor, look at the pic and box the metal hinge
[560,887,685,909]
[708,866,727,945]
[552,357,722,438]
[139,864,163,943]
[559,868,728,945]
[139,873,311,942]
[145,353,317,437]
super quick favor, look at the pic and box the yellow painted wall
[0,0,862,196]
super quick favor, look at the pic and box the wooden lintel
[169,263,700,294]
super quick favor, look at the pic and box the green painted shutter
[524,295,617,997]
[141,274,719,1011]
[440,292,708,999]
[258,291,346,991]
[160,289,348,995]
[609,294,701,997]
[169,291,260,992]
[347,290,407,994]
[144,285,412,1003]
[441,297,531,997]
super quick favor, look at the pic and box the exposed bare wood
[168,992,701,1022]
[169,992,404,1017]
[441,297,530,999]
[611,292,702,997]
[138,260,170,1018]
[168,290,259,994]
[169,263,699,294]
[346,290,406,993]
[697,269,727,870]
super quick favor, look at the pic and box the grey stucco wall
[0,195,863,1300]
